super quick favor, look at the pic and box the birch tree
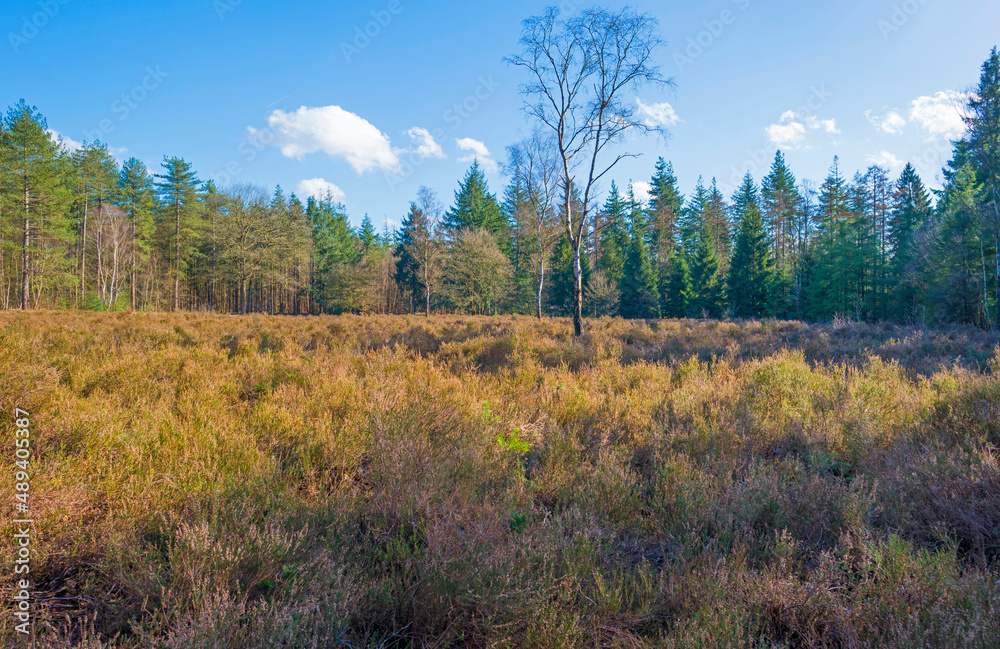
[508,6,670,335]
[506,129,562,318]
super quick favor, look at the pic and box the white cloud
[250,105,399,174]
[636,99,679,128]
[866,109,907,134]
[766,121,808,148]
[806,116,840,133]
[405,127,444,159]
[908,91,969,139]
[766,109,838,149]
[865,151,904,171]
[295,177,346,202]
[47,129,82,153]
[456,137,490,158]
[456,137,498,173]
[630,181,652,204]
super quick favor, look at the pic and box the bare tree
[506,129,563,319]
[508,6,670,335]
[398,186,444,316]
[94,202,131,309]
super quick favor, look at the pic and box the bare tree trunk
[130,210,136,310]
[96,200,105,307]
[21,182,30,310]
[173,201,180,311]
[0,218,4,310]
[210,216,217,311]
[424,263,430,316]
[572,242,583,336]
[536,257,544,319]
[80,192,88,307]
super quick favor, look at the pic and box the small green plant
[496,428,530,454]
[508,510,528,533]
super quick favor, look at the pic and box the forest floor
[1,312,999,647]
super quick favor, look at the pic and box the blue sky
[3,0,998,228]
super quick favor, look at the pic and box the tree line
[1,47,998,327]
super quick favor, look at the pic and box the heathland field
[1,312,999,647]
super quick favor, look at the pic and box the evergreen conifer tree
[727,173,775,318]
[688,224,725,318]
[442,161,509,251]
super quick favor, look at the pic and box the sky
[2,0,998,229]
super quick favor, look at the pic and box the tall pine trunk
[96,199,104,307]
[173,200,180,311]
[21,182,29,310]
[130,209,137,310]
[210,212,217,312]
[80,191,88,307]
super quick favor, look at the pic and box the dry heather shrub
[1,311,998,647]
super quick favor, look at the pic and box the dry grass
[1,312,998,647]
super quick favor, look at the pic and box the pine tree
[761,150,800,273]
[962,47,1000,328]
[500,174,537,315]
[679,176,709,258]
[688,223,725,318]
[704,178,731,272]
[727,173,775,318]
[646,157,683,265]
[442,160,509,249]
[0,117,9,306]
[888,163,931,320]
[201,180,226,311]
[619,212,660,319]
[596,182,628,286]
[662,252,690,318]
[359,214,377,252]
[934,162,988,325]
[0,100,71,309]
[117,157,155,310]
[761,151,804,315]
[804,157,853,320]
[155,156,201,310]
[855,165,892,319]
[309,193,360,312]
